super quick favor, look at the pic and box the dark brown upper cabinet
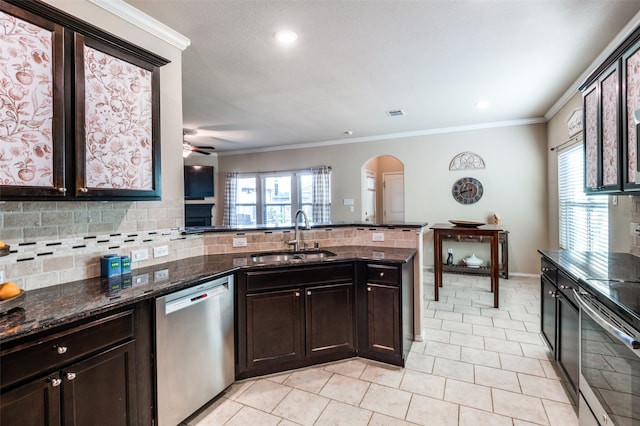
[0,0,168,201]
[622,38,640,191]
[581,24,640,195]
[583,63,622,194]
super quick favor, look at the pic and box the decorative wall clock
[452,177,483,204]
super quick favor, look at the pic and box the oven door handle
[572,288,640,354]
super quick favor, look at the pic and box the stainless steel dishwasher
[155,275,234,426]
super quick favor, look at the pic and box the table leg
[434,231,442,301]
[491,233,499,308]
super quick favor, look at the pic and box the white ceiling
[123,0,640,153]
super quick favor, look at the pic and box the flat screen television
[184,165,214,199]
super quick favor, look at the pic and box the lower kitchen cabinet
[358,263,413,366]
[246,288,304,370]
[0,301,153,425]
[539,257,579,402]
[237,263,356,378]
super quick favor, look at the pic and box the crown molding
[88,0,190,50]
[217,117,547,156]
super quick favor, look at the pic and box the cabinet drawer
[246,263,353,292]
[367,264,399,285]
[1,309,134,389]
[541,258,557,282]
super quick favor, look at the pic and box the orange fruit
[0,241,5,248]
[0,282,21,300]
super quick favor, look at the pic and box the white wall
[219,123,548,274]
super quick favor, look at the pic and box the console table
[431,223,505,308]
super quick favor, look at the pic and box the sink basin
[250,250,336,263]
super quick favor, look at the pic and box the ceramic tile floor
[183,273,579,426]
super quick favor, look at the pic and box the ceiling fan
[182,129,215,156]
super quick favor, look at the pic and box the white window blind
[558,143,608,251]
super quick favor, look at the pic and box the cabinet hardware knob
[79,187,88,193]
[54,345,68,355]
[548,290,554,295]
[560,285,572,290]
[367,287,371,292]
[65,372,76,381]
[49,377,62,387]
[380,272,384,277]
[295,292,300,297]
[57,187,67,193]
[307,291,311,296]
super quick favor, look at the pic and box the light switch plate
[154,269,169,282]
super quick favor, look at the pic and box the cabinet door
[1,374,61,426]
[61,341,137,426]
[305,283,354,357]
[584,83,599,191]
[557,294,579,399]
[0,3,66,199]
[73,33,161,200]
[599,63,622,191]
[623,38,640,190]
[366,283,400,357]
[540,276,556,353]
[246,289,303,369]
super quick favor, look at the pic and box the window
[558,143,608,251]
[231,169,330,226]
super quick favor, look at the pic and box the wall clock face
[452,177,483,204]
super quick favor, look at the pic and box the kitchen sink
[250,250,336,263]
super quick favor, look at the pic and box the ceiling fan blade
[191,147,212,155]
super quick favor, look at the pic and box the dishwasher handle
[164,281,229,315]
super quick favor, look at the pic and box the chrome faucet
[288,209,310,251]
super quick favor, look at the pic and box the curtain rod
[550,133,582,152]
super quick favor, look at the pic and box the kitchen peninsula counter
[183,221,429,234]
[0,246,416,344]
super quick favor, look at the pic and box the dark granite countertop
[539,249,640,330]
[183,221,429,234]
[0,246,416,344]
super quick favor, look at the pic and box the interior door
[383,172,404,223]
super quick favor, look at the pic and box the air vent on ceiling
[386,109,405,117]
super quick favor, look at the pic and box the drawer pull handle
[57,187,66,193]
[379,272,385,277]
[560,284,573,290]
[295,292,300,297]
[49,377,62,387]
[55,345,68,355]
[79,187,88,193]
[65,372,76,381]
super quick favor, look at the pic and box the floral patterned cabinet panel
[599,64,621,190]
[583,84,599,191]
[0,3,66,199]
[74,33,161,200]
[623,39,640,191]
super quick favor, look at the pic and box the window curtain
[311,166,331,223]
[223,172,238,227]
[558,143,608,251]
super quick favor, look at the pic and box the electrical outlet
[0,270,5,283]
[372,233,385,242]
[131,248,149,262]
[153,245,169,258]
[233,237,247,247]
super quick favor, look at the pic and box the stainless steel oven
[573,285,640,426]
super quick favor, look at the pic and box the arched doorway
[361,155,404,223]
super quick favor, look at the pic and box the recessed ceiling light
[475,101,489,110]
[275,30,298,44]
